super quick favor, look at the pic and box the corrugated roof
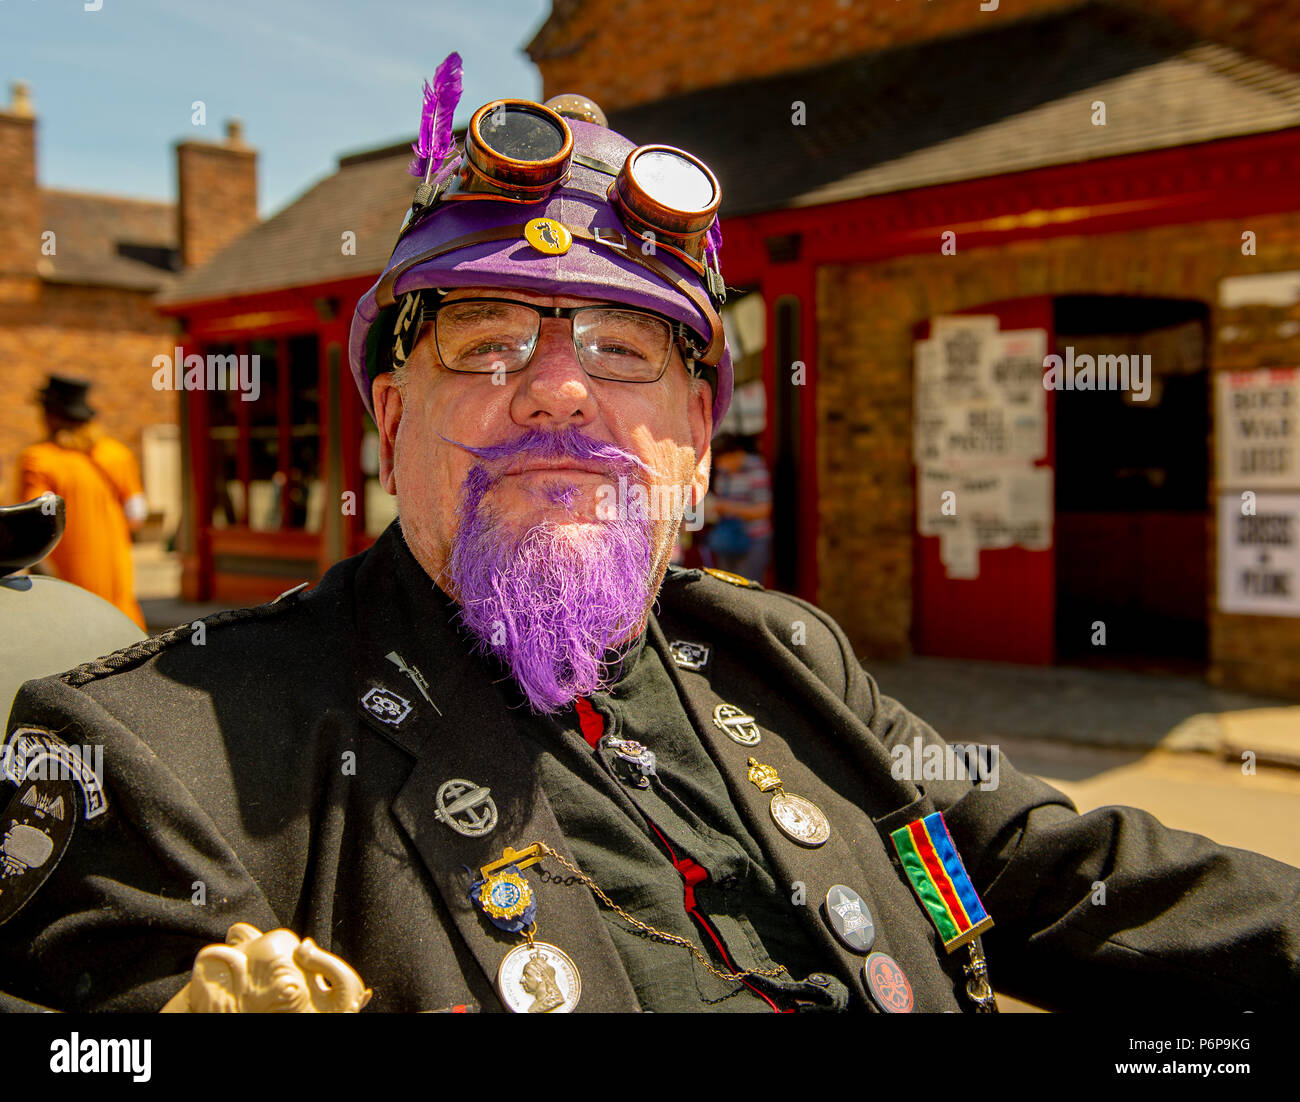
[158,1,1300,305]
[39,190,179,291]
[607,1,1300,215]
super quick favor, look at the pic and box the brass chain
[535,842,787,983]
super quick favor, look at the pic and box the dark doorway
[771,295,802,591]
[1053,296,1209,668]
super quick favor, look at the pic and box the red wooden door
[911,296,1056,663]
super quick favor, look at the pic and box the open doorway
[1053,296,1209,670]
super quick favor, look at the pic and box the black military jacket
[2,523,1297,1012]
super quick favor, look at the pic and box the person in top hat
[15,374,148,629]
[0,60,1297,1014]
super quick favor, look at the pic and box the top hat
[37,375,96,423]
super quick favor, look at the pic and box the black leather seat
[0,495,65,578]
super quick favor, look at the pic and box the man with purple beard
[2,85,1298,1017]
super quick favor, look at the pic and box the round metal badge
[497,942,582,1014]
[768,792,830,847]
[863,951,914,1014]
[823,884,876,953]
[524,217,572,255]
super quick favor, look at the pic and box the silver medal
[769,792,831,848]
[496,942,582,1013]
[747,758,831,848]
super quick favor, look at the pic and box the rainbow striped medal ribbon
[890,811,998,1012]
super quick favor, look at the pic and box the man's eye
[595,341,647,359]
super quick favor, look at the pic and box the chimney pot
[9,81,33,117]
[225,119,245,147]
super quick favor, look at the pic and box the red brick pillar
[175,119,259,270]
[0,82,40,303]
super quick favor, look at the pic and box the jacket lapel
[647,612,967,1011]
[351,526,640,1012]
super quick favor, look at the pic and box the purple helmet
[348,95,732,426]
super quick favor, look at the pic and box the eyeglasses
[431,297,696,383]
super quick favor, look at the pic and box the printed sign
[1216,369,1299,489]
[1218,493,1300,616]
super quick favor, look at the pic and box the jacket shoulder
[657,566,855,698]
[57,582,325,690]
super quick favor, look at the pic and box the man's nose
[509,318,596,427]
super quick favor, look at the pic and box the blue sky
[1,0,550,215]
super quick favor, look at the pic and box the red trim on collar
[574,697,605,748]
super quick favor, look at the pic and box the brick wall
[0,285,178,502]
[176,121,258,269]
[531,0,1299,112]
[1209,245,1300,697]
[816,209,1300,696]
[0,92,39,291]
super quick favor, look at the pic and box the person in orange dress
[15,375,148,630]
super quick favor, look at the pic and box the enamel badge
[524,217,572,255]
[361,686,411,726]
[823,884,876,954]
[0,774,77,926]
[863,951,913,1013]
[669,640,710,671]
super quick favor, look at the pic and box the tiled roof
[157,142,417,307]
[607,1,1300,215]
[158,1,1300,305]
[39,190,179,291]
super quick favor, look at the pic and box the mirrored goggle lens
[436,303,672,381]
[478,105,568,162]
[630,149,716,212]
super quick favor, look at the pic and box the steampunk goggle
[406,97,724,286]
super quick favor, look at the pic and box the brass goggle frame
[424,98,723,277]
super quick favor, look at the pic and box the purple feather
[409,51,463,178]
[706,218,723,258]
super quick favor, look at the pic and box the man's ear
[688,376,714,509]
[372,374,403,495]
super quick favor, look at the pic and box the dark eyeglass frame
[428,296,704,383]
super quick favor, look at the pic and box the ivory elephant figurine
[162,923,373,1013]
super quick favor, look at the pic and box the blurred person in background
[15,374,147,629]
[706,432,772,582]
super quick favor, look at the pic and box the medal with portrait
[469,845,583,1014]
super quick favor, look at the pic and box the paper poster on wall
[1216,368,1299,489]
[914,322,1047,467]
[918,466,1053,577]
[1217,493,1300,616]
[915,319,1051,578]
